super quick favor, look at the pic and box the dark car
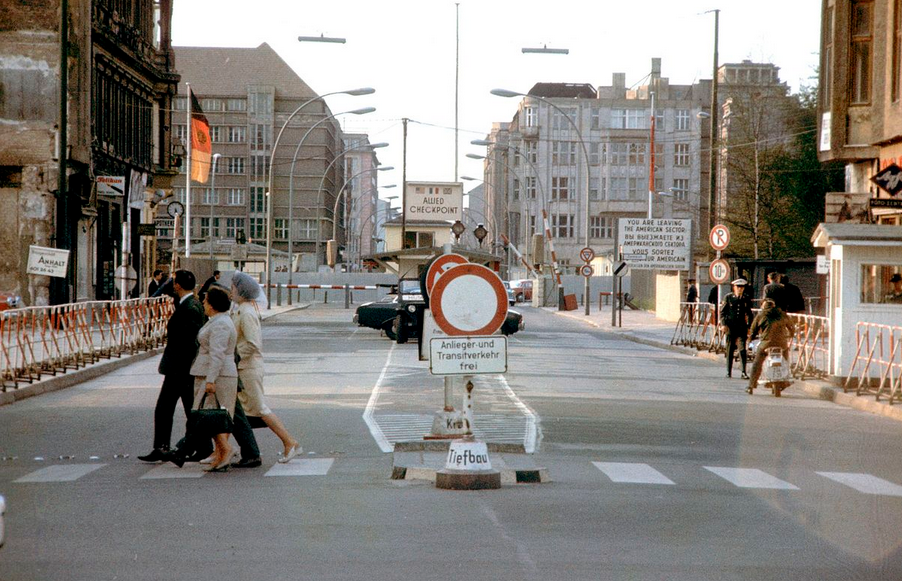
[354,279,524,342]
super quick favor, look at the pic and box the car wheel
[393,315,408,344]
[383,321,397,341]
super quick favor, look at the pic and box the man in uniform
[720,278,753,379]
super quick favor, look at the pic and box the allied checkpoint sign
[429,263,508,375]
[406,181,463,222]
[617,218,692,270]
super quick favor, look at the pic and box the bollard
[324,291,328,304]
[276,283,282,307]
[287,284,293,306]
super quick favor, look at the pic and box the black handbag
[190,393,233,436]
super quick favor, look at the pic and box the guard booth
[811,224,902,376]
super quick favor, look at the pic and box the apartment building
[168,43,352,269]
[482,59,709,273]
[818,0,902,224]
[340,133,381,270]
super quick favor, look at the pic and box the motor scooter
[747,340,793,397]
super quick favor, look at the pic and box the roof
[812,223,902,247]
[173,43,317,99]
[528,83,597,99]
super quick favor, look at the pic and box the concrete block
[435,469,501,490]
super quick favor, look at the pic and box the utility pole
[53,0,71,304]
[454,3,460,181]
[401,118,408,248]
[708,9,720,238]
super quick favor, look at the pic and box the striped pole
[542,209,562,285]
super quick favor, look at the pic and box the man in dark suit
[139,270,208,462]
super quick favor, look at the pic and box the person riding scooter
[746,299,795,395]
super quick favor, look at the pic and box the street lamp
[208,153,221,263]
[521,45,569,55]
[284,106,375,302]
[331,165,394,254]
[264,87,374,307]
[314,142,389,266]
[492,88,592,314]
[298,34,347,44]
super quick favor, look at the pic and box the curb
[0,347,163,407]
[553,310,902,424]
[261,303,310,321]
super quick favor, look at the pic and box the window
[589,177,600,200]
[225,157,245,174]
[673,178,689,201]
[513,179,520,200]
[524,106,537,127]
[298,219,317,239]
[227,188,244,206]
[252,124,271,150]
[200,217,220,238]
[590,216,613,239]
[174,97,187,111]
[173,187,186,203]
[227,126,246,143]
[199,188,217,205]
[610,177,628,200]
[274,218,289,240]
[611,109,625,129]
[552,176,569,200]
[629,143,646,166]
[528,215,537,236]
[590,142,601,165]
[629,177,644,199]
[850,0,873,104]
[590,108,601,130]
[156,218,173,238]
[626,109,646,129]
[674,143,690,166]
[202,98,223,112]
[526,177,537,199]
[225,218,245,239]
[860,264,902,304]
[174,124,187,144]
[552,214,574,238]
[250,187,266,213]
[249,217,265,240]
[552,141,577,165]
[525,142,537,163]
[227,98,247,112]
[676,109,690,131]
[552,108,577,131]
[610,143,628,165]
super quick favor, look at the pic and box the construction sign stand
[426,259,509,490]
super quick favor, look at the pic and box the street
[1,305,901,580]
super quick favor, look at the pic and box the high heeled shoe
[204,460,230,473]
[278,444,301,464]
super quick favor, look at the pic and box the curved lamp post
[331,165,394,260]
[264,86,374,307]
[314,142,389,266]
[491,88,592,314]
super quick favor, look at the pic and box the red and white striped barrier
[542,209,562,285]
[262,284,378,290]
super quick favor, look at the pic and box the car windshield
[398,280,422,295]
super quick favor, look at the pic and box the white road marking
[264,458,334,476]
[14,464,106,483]
[592,462,675,485]
[816,472,902,496]
[704,467,799,490]
[362,344,396,453]
[140,463,206,479]
[497,375,540,453]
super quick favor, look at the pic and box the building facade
[818,0,902,224]
[482,59,710,275]
[341,133,381,270]
[168,43,356,270]
[0,0,179,304]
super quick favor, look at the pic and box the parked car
[509,279,533,303]
[502,281,516,306]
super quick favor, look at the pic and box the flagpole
[185,83,192,258]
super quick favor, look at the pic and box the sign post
[708,224,731,309]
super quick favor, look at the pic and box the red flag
[190,89,212,183]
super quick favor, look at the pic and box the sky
[172,0,823,206]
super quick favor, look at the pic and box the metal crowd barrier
[671,303,831,378]
[844,322,902,404]
[0,297,174,391]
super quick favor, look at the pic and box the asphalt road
[1,304,901,580]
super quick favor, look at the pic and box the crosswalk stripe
[264,458,334,477]
[140,463,206,479]
[816,472,902,496]
[593,462,675,485]
[704,467,799,490]
[14,464,105,483]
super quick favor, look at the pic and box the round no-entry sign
[709,258,730,284]
[430,263,508,336]
[709,224,730,251]
[425,253,469,294]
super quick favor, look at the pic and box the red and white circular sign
[709,258,731,284]
[580,264,594,277]
[709,225,730,252]
[430,263,509,336]
[425,253,469,295]
[579,247,595,263]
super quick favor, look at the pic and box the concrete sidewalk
[550,305,902,423]
[0,303,311,406]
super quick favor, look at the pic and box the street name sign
[430,336,507,375]
[26,246,70,278]
[709,224,730,251]
[617,218,691,271]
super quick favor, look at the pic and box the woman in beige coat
[189,286,239,472]
[231,272,300,463]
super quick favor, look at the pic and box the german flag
[190,88,212,183]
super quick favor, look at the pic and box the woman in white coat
[189,286,238,472]
[231,272,300,463]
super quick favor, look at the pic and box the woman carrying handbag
[189,286,239,472]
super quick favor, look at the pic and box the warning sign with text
[617,218,692,271]
[406,181,463,222]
